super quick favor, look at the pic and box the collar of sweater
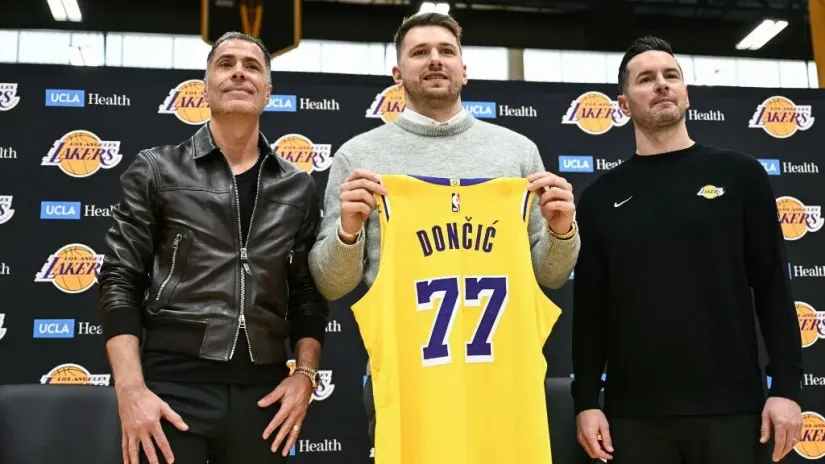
[393,112,476,137]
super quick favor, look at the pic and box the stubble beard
[405,77,462,109]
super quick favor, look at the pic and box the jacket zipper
[227,154,267,362]
[155,233,183,301]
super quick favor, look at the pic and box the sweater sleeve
[524,142,580,289]
[308,149,367,301]
[570,182,609,413]
[742,158,803,403]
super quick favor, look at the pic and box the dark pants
[138,380,289,464]
[609,413,774,464]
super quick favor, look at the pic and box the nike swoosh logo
[614,196,632,207]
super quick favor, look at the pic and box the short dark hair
[393,12,463,60]
[617,35,679,93]
[205,31,272,83]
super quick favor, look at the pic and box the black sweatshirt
[571,142,803,418]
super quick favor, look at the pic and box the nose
[231,62,247,80]
[427,49,443,68]
[654,73,670,93]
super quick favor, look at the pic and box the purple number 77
[415,276,509,366]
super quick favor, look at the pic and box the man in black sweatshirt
[571,36,803,464]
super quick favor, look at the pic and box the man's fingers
[263,405,290,441]
[258,387,285,409]
[342,202,373,219]
[760,414,771,443]
[128,435,140,464]
[271,417,296,454]
[281,420,304,457]
[780,424,796,461]
[140,433,160,464]
[528,174,571,192]
[539,187,574,205]
[773,425,787,461]
[161,403,189,432]
[600,426,615,453]
[151,424,175,464]
[577,434,597,458]
[122,430,129,464]
[542,201,576,214]
[586,434,612,460]
[345,168,382,185]
[341,178,386,196]
[340,189,377,209]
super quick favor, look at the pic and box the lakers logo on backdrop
[40,363,110,386]
[34,243,104,294]
[272,134,333,174]
[776,196,823,240]
[795,411,825,460]
[366,84,405,124]
[562,91,629,135]
[797,302,825,348]
[159,79,210,125]
[748,96,814,138]
[43,130,123,178]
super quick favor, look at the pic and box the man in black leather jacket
[98,32,328,464]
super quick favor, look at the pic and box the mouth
[226,87,253,95]
[423,73,449,81]
[652,98,675,107]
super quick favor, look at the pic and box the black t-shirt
[570,143,802,418]
[142,155,288,385]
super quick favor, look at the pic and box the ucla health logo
[45,89,85,107]
[0,196,15,225]
[33,319,76,338]
[0,83,21,111]
[759,159,781,176]
[558,156,594,173]
[462,101,496,119]
[40,201,81,220]
[264,95,297,112]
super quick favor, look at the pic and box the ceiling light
[736,19,788,50]
[419,2,450,15]
[47,0,82,22]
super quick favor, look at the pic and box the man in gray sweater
[308,12,580,442]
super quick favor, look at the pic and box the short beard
[404,78,463,108]
[639,105,686,130]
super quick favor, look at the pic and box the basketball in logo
[271,134,333,174]
[561,91,630,135]
[776,196,824,240]
[796,302,824,348]
[365,84,406,124]
[34,243,104,294]
[159,79,211,125]
[40,363,110,386]
[794,412,825,460]
[748,96,814,138]
[42,130,123,178]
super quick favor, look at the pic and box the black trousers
[608,413,774,464]
[138,380,289,464]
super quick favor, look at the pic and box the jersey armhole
[521,188,533,224]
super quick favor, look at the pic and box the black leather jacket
[98,124,328,365]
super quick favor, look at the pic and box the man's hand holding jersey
[527,172,576,236]
[338,168,386,244]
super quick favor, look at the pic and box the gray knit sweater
[308,111,580,301]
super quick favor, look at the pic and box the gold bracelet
[293,366,318,390]
[548,220,577,240]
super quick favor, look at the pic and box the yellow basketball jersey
[352,175,562,464]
